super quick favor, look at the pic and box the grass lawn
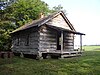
[0,46,100,75]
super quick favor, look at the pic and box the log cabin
[11,11,85,59]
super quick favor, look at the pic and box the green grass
[83,45,100,51]
[0,46,100,75]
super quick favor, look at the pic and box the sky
[42,0,100,45]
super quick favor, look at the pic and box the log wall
[39,25,57,52]
[12,27,39,54]
[63,32,74,51]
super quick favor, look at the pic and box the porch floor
[41,50,83,58]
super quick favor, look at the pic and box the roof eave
[46,25,85,35]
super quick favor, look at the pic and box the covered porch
[40,25,85,58]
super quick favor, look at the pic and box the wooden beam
[80,35,82,51]
[61,31,63,54]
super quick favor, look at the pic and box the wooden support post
[36,51,43,60]
[73,34,75,50]
[20,52,24,58]
[61,31,63,55]
[80,35,82,51]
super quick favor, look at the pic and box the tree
[0,21,16,50]
[0,0,49,51]
[50,4,66,14]
[6,0,49,27]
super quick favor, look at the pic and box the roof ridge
[11,11,75,34]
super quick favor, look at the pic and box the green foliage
[0,21,16,51]
[52,5,63,12]
[0,46,100,75]
[7,0,49,27]
[0,0,50,51]
[50,5,66,14]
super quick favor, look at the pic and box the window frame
[25,34,30,46]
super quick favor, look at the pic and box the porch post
[80,35,82,51]
[61,31,63,54]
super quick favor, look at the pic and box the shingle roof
[11,11,76,34]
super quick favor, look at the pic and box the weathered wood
[40,30,57,34]
[80,35,82,51]
[12,27,40,54]
[20,52,24,58]
[64,36,73,40]
[63,32,74,51]
[40,36,56,40]
[36,51,43,60]
[61,31,64,54]
[39,26,57,52]
[39,45,56,48]
[64,45,74,48]
[64,34,74,37]
[64,39,73,43]
[40,49,56,51]
[64,42,73,46]
[63,49,74,51]
[12,49,38,55]
[46,14,71,30]
[40,43,57,47]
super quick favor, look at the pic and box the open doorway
[57,31,61,50]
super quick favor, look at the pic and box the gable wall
[46,14,71,30]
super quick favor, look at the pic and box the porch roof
[46,24,85,35]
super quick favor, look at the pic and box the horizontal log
[40,36,56,40]
[39,45,56,48]
[64,42,73,44]
[39,47,56,50]
[64,46,74,49]
[64,45,74,47]
[40,36,56,39]
[39,40,57,44]
[39,25,57,32]
[13,43,39,48]
[39,45,57,48]
[64,33,74,37]
[39,42,56,45]
[12,49,38,54]
[40,29,57,34]
[64,39,73,43]
[40,48,56,51]
[64,36,73,40]
[64,43,74,45]
[12,47,38,50]
[63,49,74,51]
[40,33,56,37]
[18,46,39,49]
[39,40,56,42]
